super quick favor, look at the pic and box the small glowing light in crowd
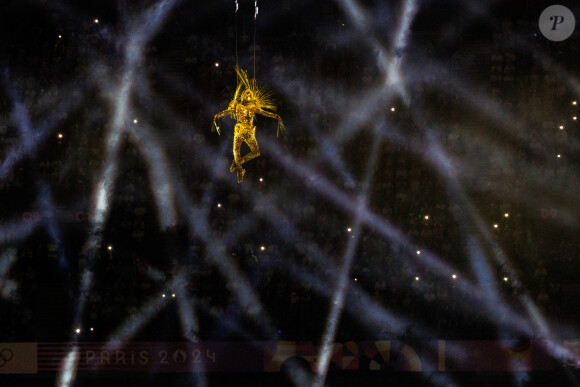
[214,62,220,67]
[217,203,222,208]
[58,34,62,39]
[503,277,508,282]
[354,277,358,282]
[57,133,63,139]
[572,101,577,106]
[171,293,176,298]
[260,245,266,251]
[557,154,561,158]
[493,224,499,229]
[416,250,421,255]
[90,327,94,332]
[559,125,564,130]
[424,215,429,220]
[347,227,352,233]
[574,116,578,121]
[133,118,138,124]
[390,107,396,112]
[107,245,112,251]
[259,177,264,182]
[94,18,99,24]
[278,330,282,334]
[452,274,457,279]
[162,293,166,298]
[504,213,509,218]
[415,276,420,281]
[75,328,81,334]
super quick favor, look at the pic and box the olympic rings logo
[0,348,14,367]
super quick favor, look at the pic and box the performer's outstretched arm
[258,109,285,136]
[212,108,234,135]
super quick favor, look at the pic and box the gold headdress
[235,66,275,108]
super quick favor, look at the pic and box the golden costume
[213,66,284,183]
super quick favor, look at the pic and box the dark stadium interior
[1,0,580,386]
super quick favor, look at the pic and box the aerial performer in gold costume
[213,65,285,183]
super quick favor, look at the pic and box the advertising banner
[0,339,563,374]
[37,342,264,373]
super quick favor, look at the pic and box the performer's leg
[238,135,260,165]
[232,130,246,183]
[231,130,244,173]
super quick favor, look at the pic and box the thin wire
[253,20,256,79]
[235,1,238,67]
[253,1,258,79]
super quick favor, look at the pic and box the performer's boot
[237,168,246,183]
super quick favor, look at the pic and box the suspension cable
[235,0,239,67]
[253,0,258,79]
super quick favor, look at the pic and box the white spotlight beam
[59,2,181,385]
[314,120,383,387]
